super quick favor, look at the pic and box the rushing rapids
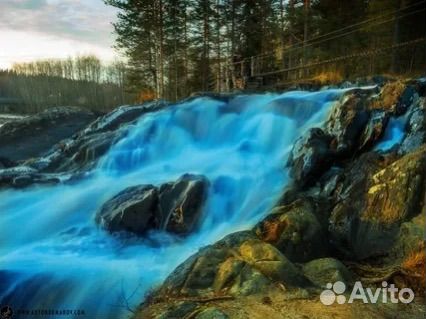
[1,89,364,318]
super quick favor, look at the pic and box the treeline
[0,55,133,114]
[106,0,426,99]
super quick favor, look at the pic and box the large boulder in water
[158,174,210,234]
[95,185,159,234]
[95,174,209,236]
[0,106,96,162]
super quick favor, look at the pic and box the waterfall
[0,89,348,318]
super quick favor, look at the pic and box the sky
[0,0,120,69]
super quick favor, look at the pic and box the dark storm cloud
[0,0,118,47]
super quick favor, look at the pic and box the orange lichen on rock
[401,243,425,296]
[361,146,426,224]
[259,220,286,243]
[369,80,406,111]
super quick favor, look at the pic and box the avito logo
[320,281,415,305]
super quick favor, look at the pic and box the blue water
[374,115,407,151]
[0,90,347,318]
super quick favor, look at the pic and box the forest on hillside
[107,0,426,100]
[0,0,424,113]
[0,56,131,113]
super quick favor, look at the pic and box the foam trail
[1,90,346,318]
[374,115,407,151]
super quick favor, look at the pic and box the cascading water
[1,90,349,318]
[374,113,408,152]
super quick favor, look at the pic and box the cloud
[0,29,118,69]
[7,0,48,10]
[0,0,118,47]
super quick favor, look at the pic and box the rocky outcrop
[369,80,415,115]
[302,258,353,288]
[0,166,60,188]
[0,106,96,162]
[286,88,380,187]
[399,98,426,154]
[329,146,426,260]
[325,93,370,155]
[287,128,334,187]
[0,101,167,189]
[38,101,166,173]
[254,199,329,262]
[138,79,426,318]
[158,231,309,298]
[96,174,209,236]
[358,110,389,151]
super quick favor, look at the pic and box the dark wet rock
[329,147,426,260]
[302,258,353,288]
[159,231,309,297]
[96,185,159,235]
[371,75,392,87]
[96,174,209,236]
[396,85,417,115]
[358,110,389,151]
[317,166,343,198]
[45,130,123,172]
[410,77,426,97]
[0,166,60,189]
[368,80,418,116]
[26,101,167,174]
[399,99,426,154]
[0,106,96,162]
[82,102,165,135]
[325,93,369,154]
[399,131,426,154]
[158,174,209,234]
[287,128,334,188]
[254,199,329,263]
[0,157,16,169]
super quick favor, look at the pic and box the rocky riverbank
[0,77,424,319]
[0,114,25,127]
[135,79,426,319]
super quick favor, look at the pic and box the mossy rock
[159,231,309,298]
[302,258,353,288]
[255,199,329,262]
